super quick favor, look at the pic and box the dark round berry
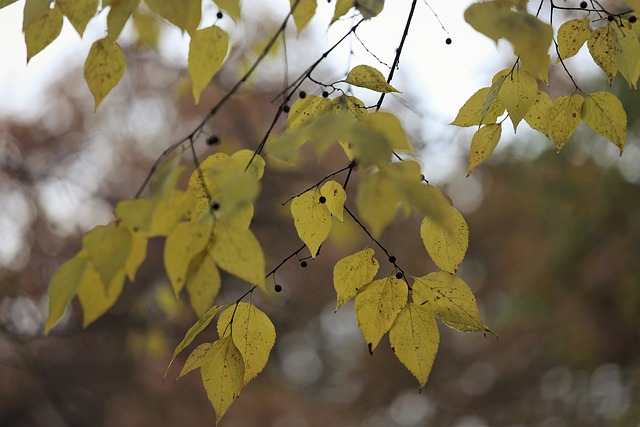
[300,260,308,268]
[445,37,452,45]
[395,272,403,280]
[318,196,327,204]
[216,11,223,19]
[274,284,282,292]
[607,14,615,21]
[211,202,220,211]
[321,90,329,98]
[388,255,396,263]
[579,1,587,8]
[299,90,307,99]
[283,104,290,113]
[630,15,637,23]
[206,135,220,145]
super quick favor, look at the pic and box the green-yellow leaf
[23,0,51,31]
[331,0,353,24]
[84,37,126,109]
[211,222,266,290]
[345,64,398,93]
[189,25,229,104]
[611,23,640,89]
[0,1,18,10]
[185,250,221,317]
[332,94,367,120]
[178,342,213,379]
[290,191,332,257]
[124,227,147,281]
[581,91,627,153]
[217,303,276,385]
[77,265,125,327]
[524,90,553,137]
[145,0,201,33]
[24,5,63,62]
[556,17,591,62]
[107,0,139,39]
[288,95,333,130]
[164,221,213,295]
[230,149,266,180]
[357,170,401,237]
[57,0,97,36]
[290,0,317,33]
[412,272,489,332]
[451,87,505,127]
[82,223,132,290]
[44,254,89,334]
[333,248,379,310]
[201,335,245,423]
[214,0,240,20]
[482,73,507,120]
[354,275,408,353]
[320,180,346,221]
[364,111,411,152]
[549,94,584,152]
[420,204,469,273]
[467,123,502,175]
[132,9,160,48]
[389,303,439,389]
[497,69,537,131]
[588,24,617,84]
[356,0,384,19]
[627,0,640,10]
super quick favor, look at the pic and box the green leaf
[556,17,591,62]
[77,265,126,327]
[24,4,63,62]
[549,94,584,152]
[107,0,139,39]
[211,222,266,290]
[217,303,276,385]
[290,190,332,257]
[201,336,245,424]
[412,272,490,333]
[84,37,126,109]
[354,275,408,353]
[44,254,89,334]
[524,90,553,137]
[290,0,317,33]
[214,0,240,20]
[320,180,346,221]
[57,0,98,36]
[451,87,505,127]
[189,25,229,104]
[467,123,502,175]
[588,24,617,84]
[82,223,132,291]
[164,221,213,296]
[420,204,469,273]
[185,250,221,317]
[144,0,201,33]
[333,248,379,310]
[345,64,398,93]
[497,69,537,131]
[389,303,439,389]
[178,342,213,379]
[581,91,627,153]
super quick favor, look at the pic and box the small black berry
[322,90,329,98]
[445,37,452,45]
[206,135,220,145]
[318,196,327,204]
[579,1,587,8]
[300,260,308,268]
[211,202,220,211]
[607,14,615,21]
[630,15,637,23]
[299,90,307,99]
[395,272,403,280]
[274,284,282,292]
[216,11,223,19]
[388,255,396,263]
[283,104,290,113]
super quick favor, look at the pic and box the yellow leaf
[57,0,97,36]
[532,54,551,85]
[356,170,399,237]
[450,87,505,127]
[0,0,18,9]
[288,95,333,130]
[214,0,240,20]
[84,37,126,109]
[412,272,489,332]
[107,0,139,39]
[345,64,399,93]
[627,0,640,9]
[482,73,507,120]
[389,303,439,389]
[556,17,591,62]
[201,336,245,424]
[497,69,537,131]
[331,0,354,24]
[588,24,617,84]
[217,303,276,385]
[23,0,50,31]
[332,94,367,120]
[320,180,346,221]
[230,149,266,179]
[581,91,627,153]
[124,227,147,281]
[290,0,317,33]
[189,25,229,104]
[178,342,213,379]
[77,265,125,327]
[611,23,640,89]
[420,204,469,273]
[354,275,408,353]
[364,112,411,151]
[24,5,63,62]
[211,222,266,290]
[186,250,221,317]
[132,9,160,48]
[389,161,448,223]
[164,221,213,295]
[145,0,200,33]
[356,0,384,19]
[549,94,584,152]
[82,223,132,291]
[333,248,379,310]
[467,123,502,175]
[166,304,225,377]
[44,254,88,334]
[290,191,332,257]
[524,90,552,137]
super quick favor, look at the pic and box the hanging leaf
[77,266,126,327]
[331,0,354,24]
[581,91,627,153]
[164,221,213,295]
[288,95,333,130]
[290,0,317,33]
[451,87,505,127]
[356,0,384,19]
[23,0,51,31]
[24,5,63,62]
[389,302,439,389]
[611,23,640,89]
[364,112,411,151]
[524,90,553,137]
[354,275,408,353]
[420,204,469,273]
[145,0,201,33]
[82,223,132,291]
[290,190,332,257]
[106,0,139,39]
[549,94,584,152]
[467,123,502,175]
[497,69,537,131]
[84,37,126,109]
[44,254,89,334]
[189,25,229,104]
[588,24,617,84]
[333,248,379,310]
[345,65,399,93]
[214,0,240,20]
[482,73,507,120]
[556,17,592,62]
[57,0,98,36]
[185,250,221,317]
[356,169,401,237]
[178,342,214,379]
[320,180,346,221]
[124,227,148,281]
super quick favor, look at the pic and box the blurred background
[0,1,639,426]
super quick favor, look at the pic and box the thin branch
[281,162,354,205]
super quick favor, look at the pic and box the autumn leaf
[588,24,617,84]
[288,95,333,130]
[106,0,139,39]
[345,65,399,93]
[185,250,221,317]
[333,248,379,310]
[189,25,229,104]
[24,5,63,62]
[524,90,553,137]
[331,0,353,24]
[291,0,317,33]
[556,17,592,62]
[290,190,332,257]
[320,180,346,221]
[611,23,640,89]
[356,169,401,237]
[23,0,51,31]
[164,221,213,295]
[77,266,126,328]
[44,254,89,334]
[497,69,537,131]
[467,123,502,175]
[420,204,469,273]
[581,91,627,153]
[451,87,505,127]
[82,223,132,291]
[57,0,98,36]
[145,0,200,33]
[178,342,214,379]
[84,37,126,109]
[215,0,241,20]
[549,94,584,152]
[356,0,384,19]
